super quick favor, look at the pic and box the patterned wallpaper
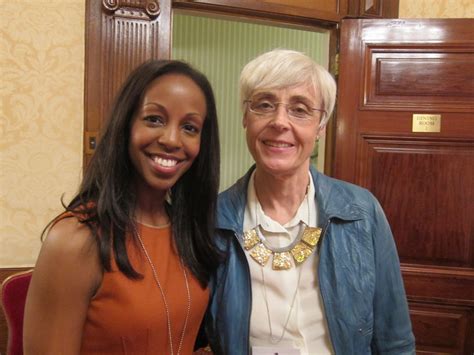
[172,14,329,191]
[1,1,470,267]
[1,1,85,266]
[399,0,474,18]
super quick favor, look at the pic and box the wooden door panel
[336,18,474,352]
[403,267,474,306]
[363,46,474,112]
[410,302,472,355]
[357,135,474,267]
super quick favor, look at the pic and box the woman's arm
[23,217,102,355]
[371,198,415,354]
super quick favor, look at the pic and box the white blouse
[243,171,334,355]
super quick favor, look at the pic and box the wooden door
[334,18,474,354]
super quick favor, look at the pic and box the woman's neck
[134,184,169,227]
[253,168,310,225]
[135,205,169,227]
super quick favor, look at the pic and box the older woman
[205,49,415,355]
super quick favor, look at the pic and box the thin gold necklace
[133,224,191,355]
[261,261,304,344]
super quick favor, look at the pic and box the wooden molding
[102,0,161,19]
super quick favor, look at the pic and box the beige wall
[399,0,474,18]
[1,0,85,266]
[1,0,473,268]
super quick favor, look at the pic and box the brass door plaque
[412,114,441,132]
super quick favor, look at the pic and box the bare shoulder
[33,216,102,296]
[24,216,103,352]
[43,216,97,258]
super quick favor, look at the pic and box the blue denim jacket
[205,166,415,355]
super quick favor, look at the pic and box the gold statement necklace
[134,224,191,355]
[242,187,322,270]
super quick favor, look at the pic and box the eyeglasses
[244,99,325,124]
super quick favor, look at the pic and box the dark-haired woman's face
[128,73,207,197]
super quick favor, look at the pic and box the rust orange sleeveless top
[80,223,209,354]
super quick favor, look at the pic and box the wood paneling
[335,18,474,352]
[409,302,472,354]
[175,0,400,22]
[403,266,474,306]
[357,135,474,268]
[173,0,348,24]
[363,47,474,111]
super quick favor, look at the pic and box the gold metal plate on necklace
[302,227,322,247]
[291,242,314,264]
[249,243,272,266]
[243,228,260,250]
[272,251,293,270]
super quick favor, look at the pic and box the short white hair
[239,49,337,128]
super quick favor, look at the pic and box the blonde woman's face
[243,83,324,179]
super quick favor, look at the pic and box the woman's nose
[269,104,291,129]
[158,125,181,149]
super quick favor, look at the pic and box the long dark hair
[49,60,221,285]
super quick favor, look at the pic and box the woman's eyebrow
[251,92,277,100]
[142,102,164,109]
[289,95,314,104]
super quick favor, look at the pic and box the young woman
[23,60,221,354]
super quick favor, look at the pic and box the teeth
[153,156,178,167]
[265,141,291,148]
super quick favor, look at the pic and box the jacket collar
[311,167,365,225]
[217,165,365,233]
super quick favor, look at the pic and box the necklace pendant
[272,251,292,270]
[291,242,314,264]
[245,226,322,270]
[250,243,272,266]
[302,227,322,247]
[243,228,260,250]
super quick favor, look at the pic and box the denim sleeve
[371,197,416,354]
